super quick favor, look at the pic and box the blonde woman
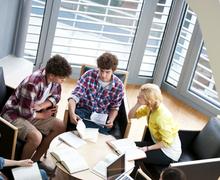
[129,83,182,176]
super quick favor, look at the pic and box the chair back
[0,117,18,159]
[0,67,7,111]
[192,117,220,159]
[80,64,128,87]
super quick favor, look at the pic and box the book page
[77,120,99,142]
[12,162,42,180]
[107,138,146,161]
[90,112,108,126]
[108,138,136,154]
[59,131,86,149]
[50,146,89,174]
[92,153,118,178]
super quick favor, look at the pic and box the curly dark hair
[161,167,186,180]
[45,54,72,77]
[97,52,118,71]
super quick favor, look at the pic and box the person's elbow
[128,111,135,119]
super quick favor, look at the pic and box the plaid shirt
[1,69,61,121]
[70,69,124,113]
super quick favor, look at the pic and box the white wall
[187,0,220,99]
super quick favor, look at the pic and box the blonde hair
[140,83,163,111]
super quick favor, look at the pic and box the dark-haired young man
[1,55,72,174]
[68,52,124,134]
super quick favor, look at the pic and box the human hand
[41,107,57,119]
[18,159,33,167]
[106,119,113,128]
[139,146,148,152]
[70,113,81,125]
[33,103,43,111]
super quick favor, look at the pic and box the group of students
[0,52,184,179]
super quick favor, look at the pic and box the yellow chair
[64,64,131,138]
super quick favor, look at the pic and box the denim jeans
[40,169,48,180]
[75,108,111,135]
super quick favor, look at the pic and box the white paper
[90,112,108,126]
[12,162,42,180]
[76,120,99,142]
[59,131,86,149]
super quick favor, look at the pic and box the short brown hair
[45,54,72,77]
[97,52,118,71]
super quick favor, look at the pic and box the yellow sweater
[135,103,179,147]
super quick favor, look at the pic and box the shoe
[37,161,55,177]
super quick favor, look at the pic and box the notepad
[12,162,42,180]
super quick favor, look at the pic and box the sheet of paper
[90,112,108,125]
[76,119,86,132]
[12,162,42,180]
[76,120,99,142]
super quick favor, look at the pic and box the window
[24,0,46,64]
[166,6,197,86]
[22,0,220,116]
[139,0,172,77]
[190,44,220,106]
[51,0,144,70]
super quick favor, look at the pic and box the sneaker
[37,161,56,177]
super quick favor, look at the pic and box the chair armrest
[63,104,69,128]
[179,130,200,151]
[0,117,18,159]
[114,94,131,138]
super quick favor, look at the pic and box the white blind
[51,0,144,70]
[24,0,46,63]
[166,6,197,86]
[139,0,172,77]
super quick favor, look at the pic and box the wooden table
[49,132,134,180]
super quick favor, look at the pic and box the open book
[76,119,99,142]
[50,146,89,174]
[58,131,86,149]
[12,162,42,180]
[107,138,146,161]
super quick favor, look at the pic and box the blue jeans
[40,169,48,180]
[74,108,111,135]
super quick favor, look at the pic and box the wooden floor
[56,78,208,141]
